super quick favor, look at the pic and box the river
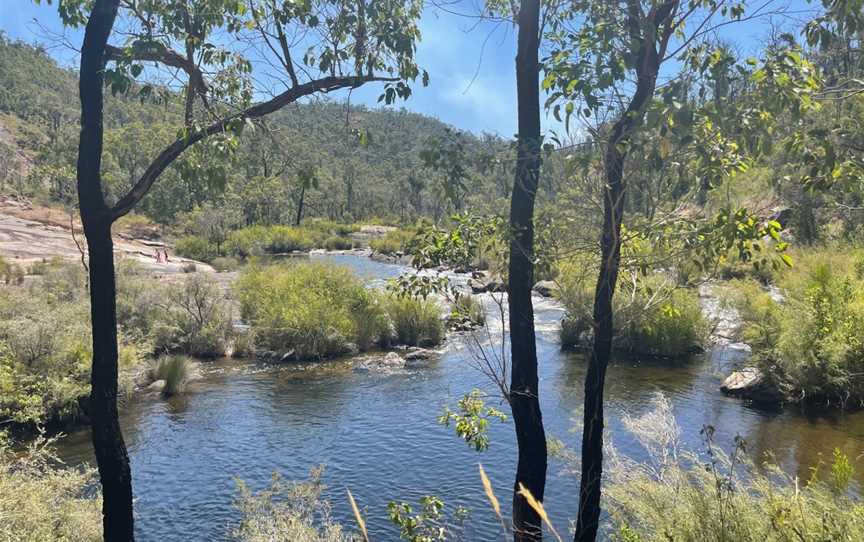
[54,253,864,540]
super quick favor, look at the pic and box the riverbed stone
[469,273,506,293]
[146,379,166,393]
[720,367,783,402]
[532,280,559,297]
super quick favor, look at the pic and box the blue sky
[1,0,819,137]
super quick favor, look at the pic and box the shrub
[227,226,316,258]
[322,236,354,251]
[730,248,864,403]
[0,256,24,284]
[115,213,160,239]
[151,274,231,358]
[233,466,349,542]
[149,355,192,397]
[598,395,864,542]
[557,261,708,357]
[0,432,102,542]
[175,234,218,262]
[211,256,241,272]
[448,293,485,328]
[370,228,415,255]
[384,294,444,347]
[235,262,388,359]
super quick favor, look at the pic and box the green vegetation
[601,395,864,542]
[557,263,709,357]
[369,228,417,256]
[438,389,508,452]
[235,262,444,358]
[729,248,864,403]
[235,263,388,358]
[0,432,102,542]
[384,294,444,347]
[148,355,194,397]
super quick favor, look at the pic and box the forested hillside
[0,34,511,227]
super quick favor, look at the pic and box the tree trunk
[295,185,306,225]
[573,9,673,537]
[509,1,546,540]
[77,1,134,539]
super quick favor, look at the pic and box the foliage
[383,294,444,347]
[0,431,102,542]
[600,396,864,542]
[557,262,708,357]
[438,389,507,452]
[370,228,417,255]
[233,466,349,542]
[448,293,485,328]
[176,235,220,263]
[148,355,193,397]
[729,248,864,403]
[323,236,354,251]
[234,262,389,358]
[226,225,318,258]
[388,495,469,542]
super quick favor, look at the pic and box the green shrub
[175,234,218,262]
[384,294,444,347]
[0,256,24,284]
[557,261,708,356]
[449,293,485,327]
[149,355,192,397]
[323,236,354,251]
[730,248,864,402]
[0,432,102,542]
[227,226,317,258]
[233,466,349,542]
[235,263,389,359]
[370,228,416,255]
[232,328,257,358]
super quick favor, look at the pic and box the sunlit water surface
[55,253,864,540]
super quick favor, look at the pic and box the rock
[470,273,506,293]
[417,337,439,348]
[769,207,794,228]
[404,348,437,361]
[720,367,783,402]
[146,379,166,393]
[532,280,558,298]
[279,350,298,363]
[381,352,405,368]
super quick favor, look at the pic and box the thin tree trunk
[509,1,546,540]
[295,185,306,225]
[573,4,675,537]
[77,1,133,540]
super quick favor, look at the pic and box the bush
[115,213,160,240]
[448,293,485,328]
[235,263,389,359]
[0,256,24,284]
[149,355,192,396]
[557,261,708,357]
[211,256,241,272]
[151,274,232,358]
[233,466,349,542]
[322,236,354,251]
[0,432,102,542]
[175,234,219,262]
[227,226,316,258]
[730,248,864,403]
[384,294,444,347]
[598,394,864,542]
[370,228,415,255]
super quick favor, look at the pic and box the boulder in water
[532,280,558,298]
[720,367,783,403]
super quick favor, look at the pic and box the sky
[0,0,819,137]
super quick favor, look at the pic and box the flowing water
[55,253,864,540]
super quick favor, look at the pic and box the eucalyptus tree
[540,2,807,540]
[52,0,425,538]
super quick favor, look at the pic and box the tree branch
[110,74,398,220]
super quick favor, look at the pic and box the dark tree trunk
[573,5,676,539]
[509,1,546,540]
[77,1,134,540]
[295,185,306,225]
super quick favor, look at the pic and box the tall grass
[384,294,444,347]
[149,355,192,397]
[369,228,416,255]
[234,263,389,358]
